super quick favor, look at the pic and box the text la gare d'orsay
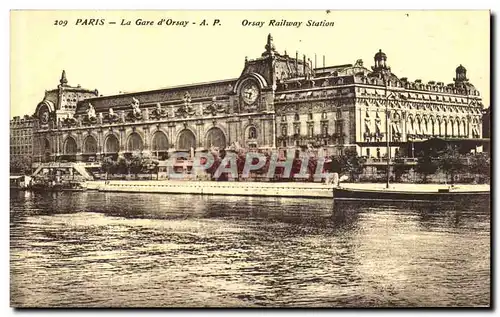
[54,18,334,28]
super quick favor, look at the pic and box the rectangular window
[308,125,314,137]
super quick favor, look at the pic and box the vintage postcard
[10,10,491,308]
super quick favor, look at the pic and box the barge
[91,180,335,199]
[333,183,490,202]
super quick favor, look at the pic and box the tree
[392,160,408,182]
[129,152,144,178]
[327,149,365,181]
[101,156,117,180]
[468,153,490,183]
[10,155,32,175]
[437,145,464,184]
[340,148,365,181]
[141,153,159,179]
[415,151,438,183]
[116,156,131,176]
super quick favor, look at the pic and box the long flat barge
[334,183,490,202]
[89,180,335,199]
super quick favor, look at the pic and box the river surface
[10,190,490,307]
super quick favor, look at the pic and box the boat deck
[339,183,490,193]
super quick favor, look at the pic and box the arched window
[152,131,169,152]
[446,119,453,136]
[308,113,313,120]
[248,126,257,139]
[294,113,300,121]
[407,116,414,134]
[441,119,447,136]
[83,136,98,154]
[205,128,226,149]
[127,132,143,152]
[460,120,466,136]
[416,117,422,134]
[376,148,381,158]
[63,137,77,155]
[177,129,196,150]
[104,135,120,153]
[44,138,51,152]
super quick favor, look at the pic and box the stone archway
[62,136,77,162]
[63,137,77,155]
[83,135,98,154]
[177,129,196,151]
[127,132,144,153]
[205,127,226,149]
[104,134,120,154]
[151,131,169,159]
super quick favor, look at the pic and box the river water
[10,190,490,308]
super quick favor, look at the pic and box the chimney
[303,54,306,77]
[295,51,299,77]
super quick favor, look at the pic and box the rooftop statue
[176,92,195,118]
[127,97,143,120]
[106,107,119,123]
[152,102,168,119]
[132,97,141,116]
[87,103,96,119]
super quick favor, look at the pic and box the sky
[10,10,490,118]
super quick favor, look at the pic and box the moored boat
[28,179,87,192]
[93,179,335,198]
[333,184,490,202]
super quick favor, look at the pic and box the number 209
[54,20,68,27]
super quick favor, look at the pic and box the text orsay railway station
[29,34,486,164]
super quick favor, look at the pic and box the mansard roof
[75,78,237,115]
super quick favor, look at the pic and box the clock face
[241,82,259,105]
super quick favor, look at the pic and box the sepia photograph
[9,10,491,308]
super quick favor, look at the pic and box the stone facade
[10,115,35,160]
[29,34,485,163]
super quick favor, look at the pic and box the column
[143,126,150,151]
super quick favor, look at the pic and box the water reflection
[10,191,490,307]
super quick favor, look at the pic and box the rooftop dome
[374,49,387,61]
[456,64,467,73]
